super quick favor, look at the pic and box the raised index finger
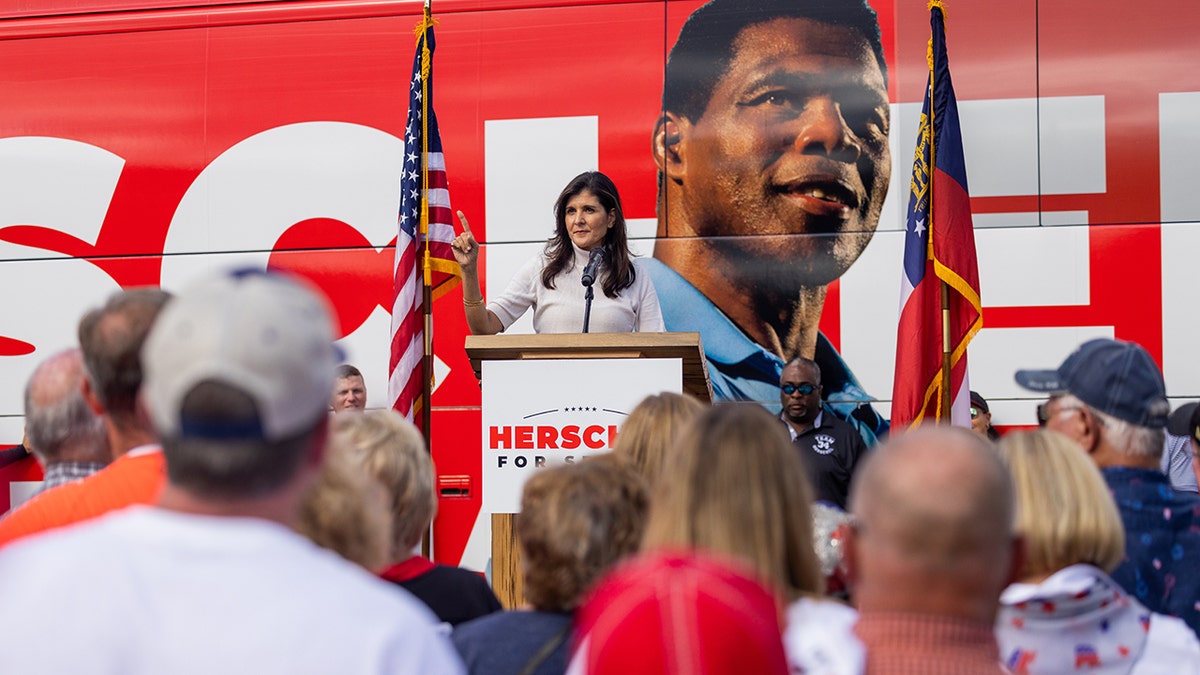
[456,210,473,238]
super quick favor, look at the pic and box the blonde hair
[296,440,392,571]
[642,403,822,601]
[332,411,435,559]
[996,430,1125,578]
[612,392,706,487]
[519,454,649,612]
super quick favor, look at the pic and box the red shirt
[379,555,436,583]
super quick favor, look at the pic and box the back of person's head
[518,454,648,612]
[296,437,392,571]
[571,552,789,675]
[23,348,108,466]
[140,269,340,501]
[1016,338,1169,461]
[663,0,886,122]
[611,392,705,488]
[77,287,171,425]
[847,426,1017,619]
[642,402,822,602]
[996,430,1124,578]
[1048,392,1165,462]
[332,410,433,559]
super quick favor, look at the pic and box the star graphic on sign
[914,217,926,237]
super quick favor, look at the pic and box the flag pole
[419,0,433,448]
[940,284,952,421]
[419,0,433,559]
[890,0,981,431]
[927,19,952,423]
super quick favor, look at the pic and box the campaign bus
[2,0,1198,569]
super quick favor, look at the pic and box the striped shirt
[37,461,107,494]
[856,611,1006,675]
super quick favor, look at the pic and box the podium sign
[462,332,708,600]
[481,357,682,513]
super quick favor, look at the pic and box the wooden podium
[464,331,711,607]
[464,332,712,403]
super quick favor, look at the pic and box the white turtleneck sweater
[488,244,664,334]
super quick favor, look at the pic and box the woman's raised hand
[450,210,479,269]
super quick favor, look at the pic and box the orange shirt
[0,446,166,549]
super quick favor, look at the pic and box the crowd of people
[1,266,1199,675]
[1,0,1198,672]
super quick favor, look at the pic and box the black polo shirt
[783,411,868,510]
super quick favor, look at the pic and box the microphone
[581,248,605,287]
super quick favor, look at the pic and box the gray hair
[1059,393,1164,462]
[23,349,107,465]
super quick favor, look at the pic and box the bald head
[847,426,1019,622]
[27,349,85,408]
[24,348,108,466]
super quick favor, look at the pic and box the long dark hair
[541,171,636,298]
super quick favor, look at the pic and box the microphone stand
[580,248,603,333]
[582,283,594,333]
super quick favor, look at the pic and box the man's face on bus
[669,17,890,287]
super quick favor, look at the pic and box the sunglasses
[781,383,816,396]
[1036,402,1083,427]
[970,407,982,419]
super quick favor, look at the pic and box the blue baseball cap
[1014,338,1169,428]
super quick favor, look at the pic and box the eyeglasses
[970,407,981,419]
[781,383,816,396]
[1036,402,1083,427]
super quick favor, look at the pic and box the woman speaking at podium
[452,171,664,335]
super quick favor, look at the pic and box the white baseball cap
[142,269,341,441]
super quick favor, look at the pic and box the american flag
[389,16,461,424]
[891,1,982,430]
